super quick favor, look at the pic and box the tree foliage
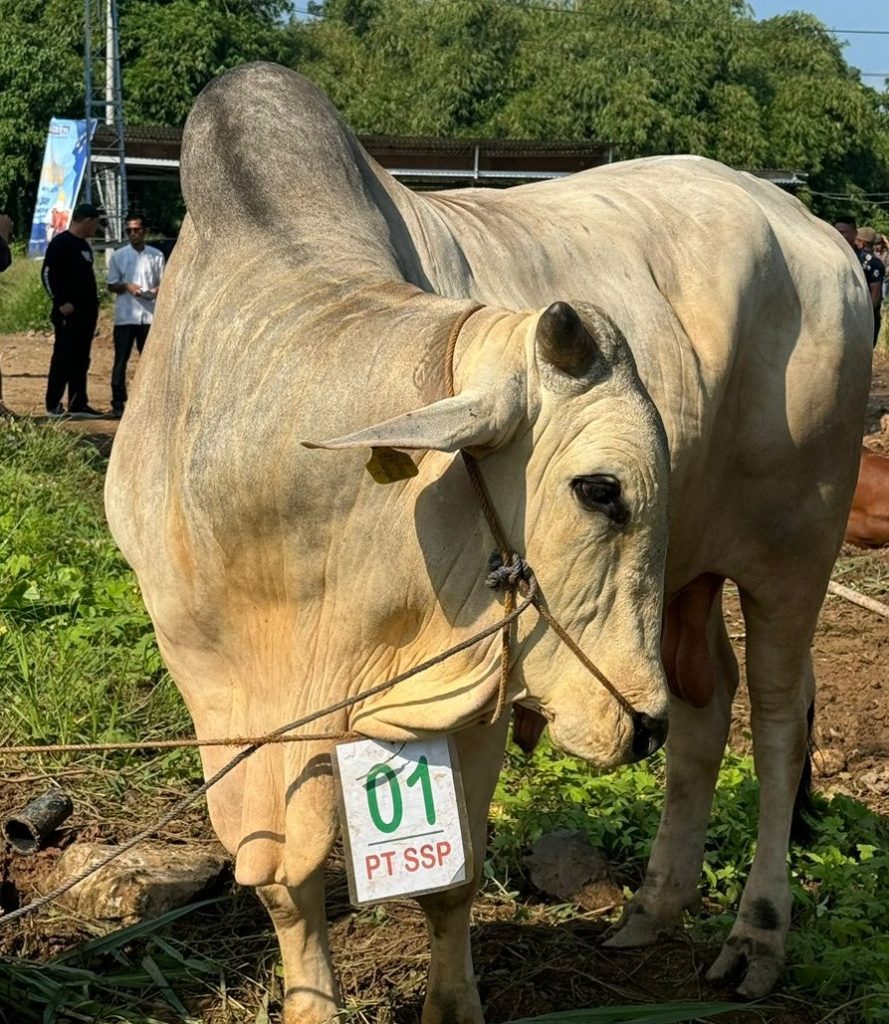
[298,0,889,224]
[120,0,294,126]
[1,0,888,231]
[0,0,84,228]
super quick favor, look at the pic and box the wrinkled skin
[106,64,872,1021]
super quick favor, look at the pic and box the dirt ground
[1,325,888,1023]
[0,318,123,445]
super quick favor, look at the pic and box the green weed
[0,249,112,334]
[0,258,50,333]
[0,899,225,1022]
[0,419,195,785]
[490,738,889,1021]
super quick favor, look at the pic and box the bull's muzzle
[630,711,668,761]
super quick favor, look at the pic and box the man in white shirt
[106,214,165,416]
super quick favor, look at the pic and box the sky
[749,1,889,81]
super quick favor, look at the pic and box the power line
[293,4,889,41]
[291,4,889,80]
[809,191,889,208]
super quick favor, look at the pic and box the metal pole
[112,0,128,221]
[105,0,114,126]
[83,0,93,202]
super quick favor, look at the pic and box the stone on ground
[52,842,227,927]
[523,829,624,911]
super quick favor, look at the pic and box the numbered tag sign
[333,736,472,906]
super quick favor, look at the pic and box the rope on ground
[0,573,538,926]
[0,733,343,756]
[0,302,639,923]
[827,579,889,620]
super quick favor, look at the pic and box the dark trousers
[875,308,882,348]
[111,323,150,411]
[46,307,98,412]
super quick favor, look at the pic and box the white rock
[53,841,227,927]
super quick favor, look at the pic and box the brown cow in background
[845,446,889,547]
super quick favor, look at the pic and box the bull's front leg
[258,870,341,1024]
[605,608,738,947]
[705,586,817,999]
[418,717,510,1024]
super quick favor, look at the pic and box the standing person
[857,226,885,347]
[873,233,889,343]
[0,211,11,272]
[834,216,885,348]
[106,214,164,417]
[0,212,13,418]
[41,201,103,418]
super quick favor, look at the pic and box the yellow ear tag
[365,447,419,484]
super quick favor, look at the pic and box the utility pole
[83,0,127,247]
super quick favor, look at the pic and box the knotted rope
[443,303,636,720]
[0,569,539,926]
[1,299,637,923]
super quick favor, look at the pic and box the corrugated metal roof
[92,125,807,190]
[748,168,808,187]
[95,124,615,157]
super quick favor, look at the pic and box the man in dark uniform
[41,201,103,418]
[834,216,885,348]
[0,211,13,417]
[856,226,885,347]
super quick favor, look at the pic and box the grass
[490,742,889,1023]
[0,246,113,334]
[1,420,889,1022]
[0,257,50,333]
[832,549,889,601]
[0,419,199,800]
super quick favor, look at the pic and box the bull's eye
[571,474,629,525]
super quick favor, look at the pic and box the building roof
[93,124,617,184]
[91,125,806,190]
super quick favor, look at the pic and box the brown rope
[445,302,636,720]
[0,297,635,924]
[0,734,345,755]
[0,580,538,762]
[0,575,539,925]
[444,303,517,724]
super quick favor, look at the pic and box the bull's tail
[790,700,820,845]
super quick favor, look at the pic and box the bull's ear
[302,389,501,457]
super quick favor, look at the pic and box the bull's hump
[180,63,393,261]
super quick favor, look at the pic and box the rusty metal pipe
[4,790,73,854]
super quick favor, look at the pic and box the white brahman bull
[105,63,871,1022]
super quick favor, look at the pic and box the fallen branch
[827,580,889,620]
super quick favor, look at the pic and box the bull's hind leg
[258,870,340,1024]
[605,589,738,947]
[418,717,509,1024]
[706,578,819,998]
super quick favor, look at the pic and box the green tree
[298,0,525,135]
[297,0,889,221]
[120,0,295,127]
[0,0,84,229]
[0,0,297,232]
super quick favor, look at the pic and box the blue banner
[28,118,96,259]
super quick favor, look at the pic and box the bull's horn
[536,301,597,378]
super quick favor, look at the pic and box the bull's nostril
[631,712,669,760]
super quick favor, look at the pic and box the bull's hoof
[706,937,783,998]
[421,993,484,1024]
[601,903,671,948]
